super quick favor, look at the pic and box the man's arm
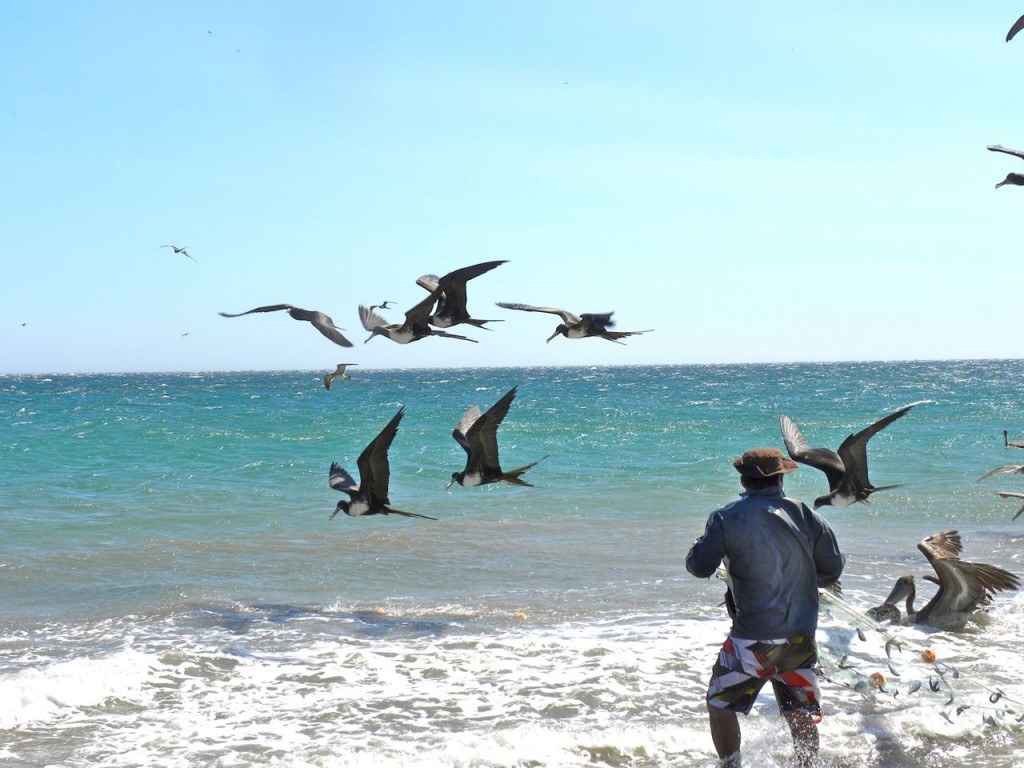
[686,513,725,578]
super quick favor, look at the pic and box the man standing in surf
[686,448,845,768]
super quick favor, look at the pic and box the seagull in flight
[448,386,547,489]
[324,363,357,389]
[779,401,929,508]
[329,407,436,520]
[360,291,476,344]
[369,300,397,312]
[415,260,506,329]
[161,244,196,261]
[496,302,652,344]
[218,304,353,347]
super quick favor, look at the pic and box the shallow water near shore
[2,361,1023,766]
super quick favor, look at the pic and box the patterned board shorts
[706,634,821,716]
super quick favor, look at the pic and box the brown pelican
[996,491,1024,521]
[779,401,928,509]
[495,302,652,344]
[161,244,195,262]
[416,260,506,329]
[987,145,1024,188]
[1008,14,1024,42]
[866,531,1020,630]
[1005,430,1024,449]
[448,386,548,489]
[218,304,353,347]
[359,291,476,344]
[324,363,357,389]
[329,407,436,520]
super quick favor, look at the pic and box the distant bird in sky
[359,291,476,345]
[181,332,191,337]
[1005,430,1024,449]
[415,260,506,329]
[867,531,1020,630]
[997,491,1024,521]
[161,244,195,261]
[328,407,435,520]
[218,304,353,347]
[448,386,547,489]
[369,300,397,312]
[324,363,357,389]
[986,144,1024,188]
[780,401,928,508]
[495,303,652,344]
[1007,14,1024,42]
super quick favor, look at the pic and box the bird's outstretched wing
[328,462,358,495]
[977,465,1024,481]
[466,386,518,474]
[779,414,845,490]
[997,491,1024,521]
[437,260,507,310]
[452,404,482,456]
[404,290,442,328]
[496,302,581,326]
[218,304,294,317]
[834,401,926,491]
[1008,14,1024,42]
[987,144,1024,161]
[359,304,389,332]
[356,408,404,504]
[917,530,963,564]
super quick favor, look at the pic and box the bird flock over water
[213,259,651,524]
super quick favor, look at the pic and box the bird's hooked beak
[364,332,376,344]
[545,327,561,343]
[330,501,347,520]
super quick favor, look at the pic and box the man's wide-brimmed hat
[732,447,798,478]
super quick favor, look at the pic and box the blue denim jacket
[686,486,845,640]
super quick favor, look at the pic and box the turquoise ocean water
[2,361,1023,767]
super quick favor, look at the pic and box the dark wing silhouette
[987,144,1024,161]
[579,312,615,331]
[833,401,925,493]
[464,386,518,475]
[404,290,441,330]
[219,304,295,317]
[926,558,1020,618]
[779,414,845,490]
[356,407,404,505]
[435,260,507,315]
[496,302,581,326]
[1008,15,1024,42]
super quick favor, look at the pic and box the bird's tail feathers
[387,506,438,521]
[502,455,550,485]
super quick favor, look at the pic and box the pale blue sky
[2,1,1022,374]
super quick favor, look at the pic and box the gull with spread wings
[219,304,353,347]
[779,401,929,508]
[496,302,651,344]
[448,386,547,489]
[324,363,357,389]
[329,407,436,520]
